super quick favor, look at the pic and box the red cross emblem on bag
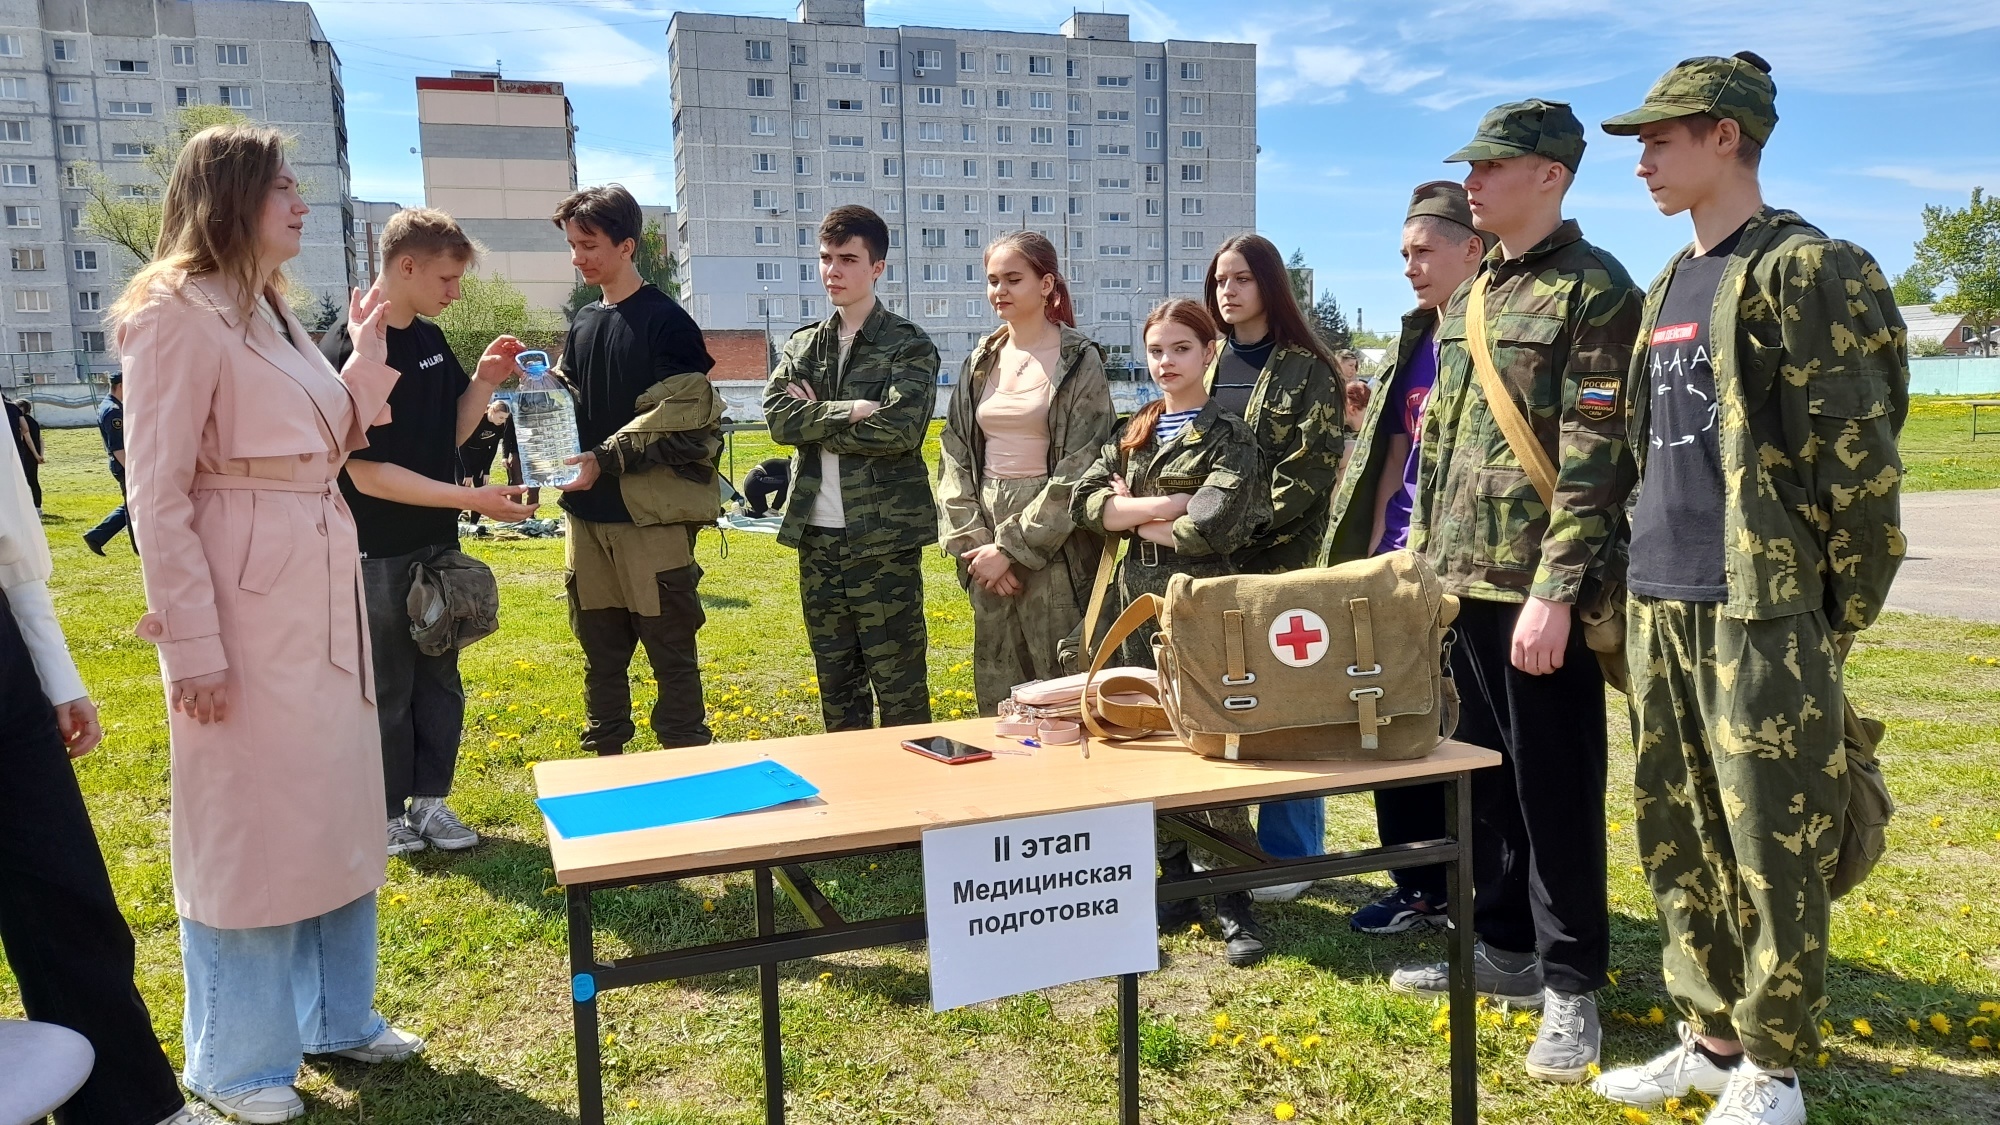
[1268,609,1329,668]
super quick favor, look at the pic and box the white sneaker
[386,817,426,857]
[1704,1065,1805,1125]
[197,1086,303,1124]
[154,1106,225,1125]
[1593,1021,1738,1107]
[328,1026,426,1064]
[1250,880,1313,903]
[407,799,479,851]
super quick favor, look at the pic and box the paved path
[1888,490,2000,623]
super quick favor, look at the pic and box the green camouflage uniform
[1322,307,1442,566]
[1204,345,1343,574]
[764,299,939,730]
[939,325,1117,712]
[1604,59,1911,1068]
[1408,217,1643,606]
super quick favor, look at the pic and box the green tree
[74,105,253,265]
[1890,268,1935,307]
[1285,248,1313,307]
[1311,291,1352,350]
[563,219,679,320]
[434,272,565,374]
[1910,187,2000,356]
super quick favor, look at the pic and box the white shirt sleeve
[1,439,86,705]
[8,577,86,705]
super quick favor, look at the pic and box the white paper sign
[922,802,1159,1011]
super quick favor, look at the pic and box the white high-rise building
[666,1,1255,373]
[0,0,350,387]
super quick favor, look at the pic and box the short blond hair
[378,207,478,268]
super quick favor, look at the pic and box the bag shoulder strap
[1466,275,1557,509]
[1080,593,1164,751]
[1077,448,1130,666]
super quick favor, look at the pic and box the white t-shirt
[807,329,860,529]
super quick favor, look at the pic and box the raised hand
[476,335,527,385]
[349,282,390,365]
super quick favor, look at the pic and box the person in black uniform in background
[741,456,790,517]
[7,397,41,513]
[83,373,135,555]
[458,397,535,525]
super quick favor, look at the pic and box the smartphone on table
[901,736,993,764]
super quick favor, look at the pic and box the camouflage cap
[1444,99,1587,172]
[1602,52,1778,144]
[1404,180,1495,251]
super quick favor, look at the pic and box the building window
[57,83,80,105]
[888,228,901,246]
[1144,61,1161,81]
[882,157,900,177]
[17,331,51,353]
[961,87,977,108]
[1099,210,1133,223]
[111,142,152,157]
[883,196,899,213]
[109,58,148,73]
[0,121,27,143]
[1067,58,1079,79]
[754,261,781,279]
[1098,175,1132,189]
[918,121,943,142]
[995,159,1013,178]
[1030,91,1052,110]
[1099,278,1134,291]
[80,330,105,353]
[1182,197,1204,215]
[1144,131,1160,150]
[1096,75,1132,88]
[796,191,812,212]
[1029,160,1054,179]
[107,101,153,116]
[1030,127,1053,145]
[962,123,977,142]
[74,249,99,271]
[827,61,860,75]
[794,155,812,175]
[66,206,80,229]
[1099,244,1133,257]
[995,194,1013,214]
[749,114,776,135]
[9,248,42,271]
[1180,62,1203,81]
[748,77,774,98]
[878,49,895,69]
[783,42,805,66]
[828,133,863,148]
[752,153,776,173]
[880,86,901,107]
[0,36,22,58]
[1180,231,1205,250]
[1029,195,1053,214]
[920,157,945,177]
[0,164,34,186]
[921,193,946,211]
[994,90,1012,109]
[878,121,897,141]
[1067,196,1082,215]
[1097,109,1131,122]
[1066,93,1082,113]
[798,225,812,246]
[959,50,976,72]
[1028,55,1052,75]
[1096,143,1131,157]
[1181,163,1204,181]
[964,263,980,282]
[921,228,945,249]
[924,298,950,318]
[752,189,779,209]
[917,86,942,105]
[995,54,1011,74]
[794,118,812,139]
[962,159,978,177]
[176,86,197,107]
[4,205,38,227]
[1145,198,1161,216]
[216,44,249,66]
[1181,96,1204,115]
[0,78,25,100]
[793,81,807,101]
[217,87,251,108]
[1145,164,1162,183]
[1180,264,1201,282]
[1144,97,1160,115]
[754,296,782,317]
[828,170,864,184]
[14,289,47,311]
[1146,232,1162,251]
[964,228,980,248]
[77,290,100,311]
[51,39,73,62]
[826,97,860,111]
[914,49,943,71]
[746,39,772,62]
[1181,130,1204,149]
[800,297,817,318]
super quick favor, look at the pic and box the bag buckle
[1221,671,1255,686]
[1348,663,1382,677]
[1137,539,1160,567]
[1223,695,1258,711]
[1349,686,1384,702]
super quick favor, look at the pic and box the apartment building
[417,70,577,310]
[0,0,350,386]
[667,1,1255,373]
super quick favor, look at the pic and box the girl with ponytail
[939,231,1117,712]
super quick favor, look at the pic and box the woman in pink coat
[118,124,425,1124]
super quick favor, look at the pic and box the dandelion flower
[1645,1007,1666,1026]
[1301,1034,1321,1050]
[626,1100,640,1109]
[1889,1065,1907,1076]
[1971,1035,1992,1050]
[1208,1033,1224,1047]
[1815,1052,1830,1068]
[1930,1013,1952,1035]
[1853,1018,1874,1037]
[1214,1013,1232,1031]
[1231,1033,1246,1047]
[1907,1018,1922,1033]
[1621,1110,1651,1124]
[1273,1104,1296,1121]
[1258,1034,1279,1049]
[1819,1020,1834,1039]
[702,899,715,913]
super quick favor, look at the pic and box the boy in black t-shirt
[322,209,533,857]
[459,398,534,526]
[550,184,721,755]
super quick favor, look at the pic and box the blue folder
[537,760,820,840]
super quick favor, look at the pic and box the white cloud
[323,2,669,89]
[1859,165,2000,195]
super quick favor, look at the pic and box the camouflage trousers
[967,476,1083,715]
[797,527,933,731]
[1628,596,1845,1068]
[1158,805,1259,869]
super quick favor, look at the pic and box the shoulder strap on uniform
[1077,447,1130,666]
[1466,275,1558,509]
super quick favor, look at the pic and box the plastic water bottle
[511,350,582,489]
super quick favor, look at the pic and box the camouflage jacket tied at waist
[938,323,1116,597]
[595,371,725,528]
[1069,398,1271,577]
[1203,343,1343,573]
[1410,218,1642,605]
[763,299,940,558]
[1628,207,1909,630]
[1322,306,1438,566]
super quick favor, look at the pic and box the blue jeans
[1257,798,1326,860]
[179,891,387,1098]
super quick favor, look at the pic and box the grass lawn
[6,412,1999,1125]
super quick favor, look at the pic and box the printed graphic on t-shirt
[1646,321,1717,449]
[1402,386,1430,439]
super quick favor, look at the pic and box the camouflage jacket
[939,323,1116,600]
[1321,306,1439,566]
[763,299,940,557]
[1628,207,1909,630]
[1070,399,1270,567]
[598,372,725,528]
[1203,343,1343,573]
[1410,219,1642,605]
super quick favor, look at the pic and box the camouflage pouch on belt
[1082,550,1462,761]
[406,549,501,656]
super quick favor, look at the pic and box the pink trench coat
[123,276,400,930]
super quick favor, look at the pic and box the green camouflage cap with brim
[1602,51,1778,145]
[1404,180,1496,251]
[1444,98,1587,172]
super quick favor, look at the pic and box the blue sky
[319,0,2000,330]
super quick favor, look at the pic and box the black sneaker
[1350,886,1449,934]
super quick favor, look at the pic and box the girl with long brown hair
[939,231,1117,711]
[118,123,423,1122]
[1069,298,1273,967]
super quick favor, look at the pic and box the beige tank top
[977,348,1053,480]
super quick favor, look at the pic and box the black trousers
[570,562,711,754]
[1374,781,1449,899]
[1453,596,1609,995]
[0,588,185,1125]
[362,546,466,819]
[743,464,788,517]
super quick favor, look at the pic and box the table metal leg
[755,865,786,1125]
[1447,770,1478,1125]
[568,886,605,1125]
[1119,972,1141,1125]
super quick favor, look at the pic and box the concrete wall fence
[1909,357,2000,397]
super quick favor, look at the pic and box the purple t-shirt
[1372,325,1437,554]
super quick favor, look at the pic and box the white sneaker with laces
[1250,880,1313,903]
[1704,1065,1806,1125]
[329,1025,426,1064]
[154,1106,225,1125]
[1592,1021,1738,1107]
[197,1086,303,1124]
[407,798,479,851]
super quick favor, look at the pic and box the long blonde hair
[109,124,291,328]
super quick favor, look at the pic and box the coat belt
[190,472,363,682]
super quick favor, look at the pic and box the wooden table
[536,719,1501,1125]
[1970,400,2000,437]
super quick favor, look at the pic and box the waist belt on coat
[191,471,363,681]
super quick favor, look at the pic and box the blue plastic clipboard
[537,760,819,840]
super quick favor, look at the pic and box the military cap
[1602,52,1778,145]
[1444,99,1587,172]
[1404,180,1495,250]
